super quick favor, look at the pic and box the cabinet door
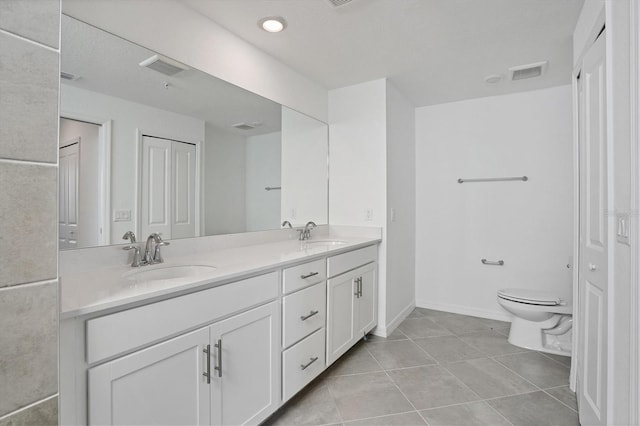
[88,327,210,426]
[356,265,377,335]
[326,272,357,366]
[210,301,280,426]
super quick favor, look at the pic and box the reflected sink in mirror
[123,265,218,284]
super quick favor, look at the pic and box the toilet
[497,288,573,356]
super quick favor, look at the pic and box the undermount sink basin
[124,265,217,283]
[302,239,347,246]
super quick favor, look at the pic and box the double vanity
[59,226,381,425]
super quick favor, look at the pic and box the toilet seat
[497,288,563,306]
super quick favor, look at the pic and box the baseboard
[371,301,415,337]
[415,299,512,322]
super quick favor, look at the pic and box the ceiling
[61,14,282,136]
[182,0,584,107]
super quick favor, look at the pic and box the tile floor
[265,308,578,426]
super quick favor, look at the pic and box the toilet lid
[497,288,562,306]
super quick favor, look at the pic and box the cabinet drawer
[282,282,326,348]
[327,245,377,278]
[282,328,325,402]
[282,258,326,294]
[86,272,278,364]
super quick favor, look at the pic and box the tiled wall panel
[0,162,57,288]
[0,282,58,417]
[0,0,60,48]
[0,1,60,424]
[0,397,58,426]
[0,33,59,163]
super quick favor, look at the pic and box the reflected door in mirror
[141,136,197,240]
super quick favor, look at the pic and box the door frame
[630,0,640,423]
[135,128,202,240]
[60,112,112,245]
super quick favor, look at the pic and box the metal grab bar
[482,259,504,266]
[265,186,282,191]
[458,176,528,184]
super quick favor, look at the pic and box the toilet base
[508,315,572,357]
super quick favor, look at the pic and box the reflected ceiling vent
[326,0,356,7]
[232,122,256,131]
[60,71,81,81]
[139,54,189,76]
[509,61,548,81]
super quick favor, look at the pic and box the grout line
[541,388,579,413]
[489,357,544,391]
[0,157,58,168]
[537,350,573,368]
[0,28,60,52]
[0,394,58,421]
[484,402,516,426]
[341,409,420,425]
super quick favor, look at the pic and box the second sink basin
[302,239,347,246]
[124,265,218,283]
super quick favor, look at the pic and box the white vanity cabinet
[326,246,377,365]
[60,241,380,426]
[88,301,279,426]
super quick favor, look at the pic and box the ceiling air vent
[509,61,548,81]
[326,0,355,7]
[232,122,256,131]
[60,71,80,81]
[139,54,189,76]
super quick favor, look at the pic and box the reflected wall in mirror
[59,15,328,250]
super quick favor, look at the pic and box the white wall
[61,84,205,243]
[415,86,574,320]
[204,123,246,236]
[329,79,389,331]
[385,81,416,329]
[245,132,281,231]
[59,118,102,248]
[62,0,328,122]
[281,107,328,226]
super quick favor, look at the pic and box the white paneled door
[141,135,196,240]
[578,30,608,426]
[59,140,79,249]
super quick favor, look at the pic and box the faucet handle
[153,241,169,263]
[123,245,142,267]
[122,231,136,243]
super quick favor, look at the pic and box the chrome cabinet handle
[203,344,211,384]
[300,357,319,371]
[214,339,222,377]
[354,277,360,298]
[300,272,319,279]
[358,277,363,297]
[589,263,598,271]
[481,259,504,266]
[300,310,320,321]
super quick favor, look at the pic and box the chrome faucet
[143,233,170,264]
[282,220,293,229]
[299,221,317,241]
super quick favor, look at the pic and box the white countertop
[60,227,381,319]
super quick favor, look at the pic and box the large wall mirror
[59,15,329,250]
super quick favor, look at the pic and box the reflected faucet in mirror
[282,221,293,229]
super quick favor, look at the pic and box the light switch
[616,213,630,245]
[114,210,132,222]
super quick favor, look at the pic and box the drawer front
[282,328,325,402]
[327,245,377,278]
[282,282,326,348]
[86,272,279,364]
[282,258,326,294]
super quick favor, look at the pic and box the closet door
[171,141,197,239]
[141,136,172,238]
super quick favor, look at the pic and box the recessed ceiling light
[259,17,287,33]
[484,74,503,84]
